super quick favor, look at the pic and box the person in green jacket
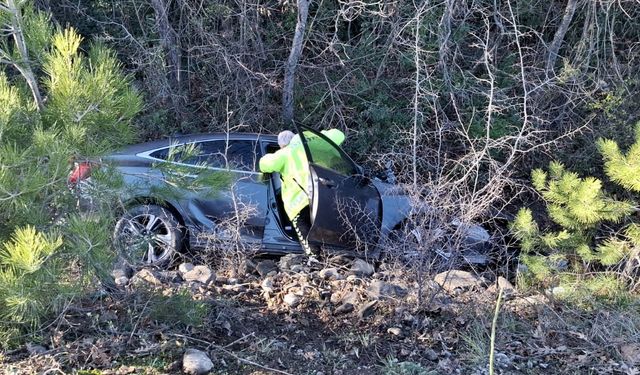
[259,128,346,256]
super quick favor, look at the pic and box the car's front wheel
[113,204,183,267]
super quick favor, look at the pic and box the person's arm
[321,129,345,146]
[259,150,285,173]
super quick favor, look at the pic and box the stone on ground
[434,270,485,293]
[357,300,378,319]
[283,293,301,307]
[178,262,195,274]
[130,268,162,286]
[367,280,407,300]
[182,265,215,285]
[278,254,306,270]
[350,259,375,277]
[256,260,277,277]
[334,302,354,315]
[319,267,342,280]
[183,348,213,375]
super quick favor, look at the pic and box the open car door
[295,125,383,253]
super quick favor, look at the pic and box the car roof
[114,132,279,155]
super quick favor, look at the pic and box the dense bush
[512,123,640,300]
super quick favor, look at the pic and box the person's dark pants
[291,206,320,256]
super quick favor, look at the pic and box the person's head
[278,130,295,148]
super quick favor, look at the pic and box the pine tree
[0,3,141,347]
[512,123,640,298]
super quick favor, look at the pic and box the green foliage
[0,226,69,337]
[147,289,208,327]
[43,29,141,155]
[532,161,633,229]
[0,6,142,346]
[380,356,435,375]
[598,123,640,193]
[512,128,640,299]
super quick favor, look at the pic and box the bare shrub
[193,187,261,277]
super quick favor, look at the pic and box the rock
[506,294,548,314]
[485,276,516,299]
[350,259,375,277]
[112,266,131,279]
[387,327,402,336]
[341,291,359,305]
[330,292,343,304]
[334,303,354,315]
[283,293,301,307]
[222,284,247,293]
[497,276,515,292]
[402,313,416,325]
[261,277,274,293]
[114,275,129,287]
[367,280,407,300]
[494,352,512,368]
[319,290,332,300]
[319,267,342,280]
[434,270,485,293]
[357,300,378,319]
[183,348,213,375]
[157,270,179,283]
[183,265,215,285]
[26,343,47,356]
[112,266,132,287]
[256,260,277,277]
[131,269,162,286]
[328,254,353,265]
[425,349,438,361]
[178,262,195,274]
[278,254,306,270]
[238,259,257,276]
[290,264,305,273]
[551,286,566,297]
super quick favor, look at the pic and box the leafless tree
[282,0,309,125]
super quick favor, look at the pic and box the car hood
[372,179,491,263]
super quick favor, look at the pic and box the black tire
[113,204,183,267]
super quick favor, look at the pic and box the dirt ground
[2,255,639,375]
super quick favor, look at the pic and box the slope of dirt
[2,255,639,374]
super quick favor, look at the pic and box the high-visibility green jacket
[259,129,345,219]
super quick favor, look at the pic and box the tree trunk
[282,0,309,126]
[545,0,579,77]
[150,0,184,124]
[3,0,44,111]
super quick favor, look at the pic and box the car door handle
[318,177,336,187]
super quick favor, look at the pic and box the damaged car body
[69,125,491,266]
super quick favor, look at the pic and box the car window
[193,140,257,171]
[301,130,357,176]
[149,139,258,172]
[149,148,169,160]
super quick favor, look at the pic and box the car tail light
[68,161,93,186]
